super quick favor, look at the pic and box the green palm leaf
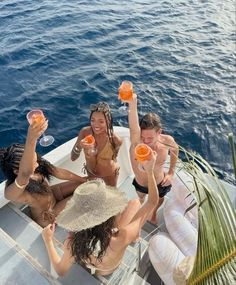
[177,147,236,285]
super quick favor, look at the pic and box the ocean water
[0,0,235,183]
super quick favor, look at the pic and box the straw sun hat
[56,179,128,232]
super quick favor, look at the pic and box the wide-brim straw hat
[56,179,128,232]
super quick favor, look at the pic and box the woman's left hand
[42,223,55,243]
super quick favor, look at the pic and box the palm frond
[177,147,236,285]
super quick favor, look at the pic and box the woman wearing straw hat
[42,150,159,277]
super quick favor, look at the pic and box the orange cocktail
[27,110,45,125]
[118,81,133,101]
[135,143,152,162]
[82,135,95,146]
[26,109,55,147]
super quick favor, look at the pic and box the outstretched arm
[42,224,74,276]
[128,94,141,146]
[51,166,87,183]
[122,151,159,243]
[4,120,47,201]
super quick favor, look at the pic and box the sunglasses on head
[90,103,110,113]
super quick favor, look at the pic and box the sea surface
[0,0,235,183]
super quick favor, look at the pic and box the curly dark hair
[69,216,116,266]
[89,102,118,159]
[0,144,54,193]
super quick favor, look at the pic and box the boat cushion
[148,233,185,285]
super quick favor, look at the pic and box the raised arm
[122,151,159,243]
[128,94,141,146]
[4,120,47,201]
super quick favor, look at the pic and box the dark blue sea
[0,0,235,183]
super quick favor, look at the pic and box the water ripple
[0,0,235,183]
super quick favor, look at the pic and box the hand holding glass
[118,81,133,114]
[81,135,97,156]
[26,109,55,147]
[135,143,152,171]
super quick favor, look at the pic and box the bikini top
[96,140,116,161]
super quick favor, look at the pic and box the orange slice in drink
[118,81,133,101]
[135,144,152,162]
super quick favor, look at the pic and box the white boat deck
[0,126,235,285]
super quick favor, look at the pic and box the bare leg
[53,196,72,217]
[149,197,164,224]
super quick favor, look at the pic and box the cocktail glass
[81,135,97,156]
[118,81,133,115]
[26,109,55,147]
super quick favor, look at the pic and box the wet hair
[139,112,162,131]
[0,144,54,192]
[69,216,116,266]
[89,102,118,159]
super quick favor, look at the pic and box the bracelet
[73,145,81,154]
[14,178,28,189]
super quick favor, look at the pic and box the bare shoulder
[160,134,177,148]
[77,126,92,139]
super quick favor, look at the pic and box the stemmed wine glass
[26,109,55,147]
[118,81,133,115]
[81,135,97,156]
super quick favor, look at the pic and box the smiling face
[90,111,108,135]
[139,112,162,148]
[141,129,161,148]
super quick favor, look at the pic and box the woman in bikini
[42,150,158,277]
[71,102,122,186]
[0,119,86,227]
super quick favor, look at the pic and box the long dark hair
[89,102,118,159]
[0,144,54,191]
[69,216,116,266]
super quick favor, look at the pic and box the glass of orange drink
[26,109,55,147]
[118,80,133,114]
[81,135,97,155]
[134,143,152,171]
